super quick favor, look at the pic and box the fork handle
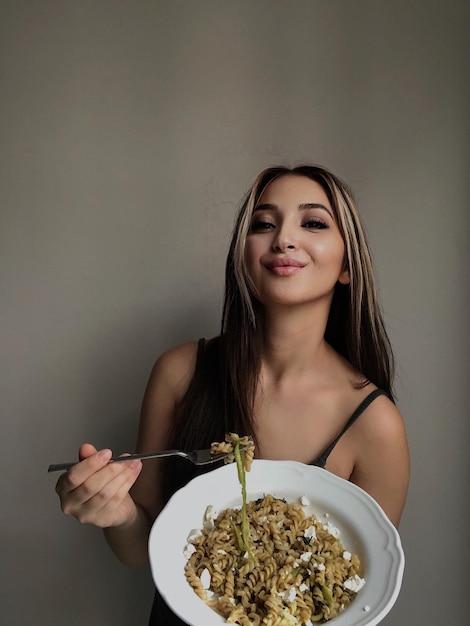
[47,450,183,473]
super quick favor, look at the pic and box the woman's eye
[303,219,328,229]
[250,220,275,232]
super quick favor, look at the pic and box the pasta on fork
[210,433,255,470]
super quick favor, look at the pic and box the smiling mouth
[264,258,306,269]
[263,258,306,276]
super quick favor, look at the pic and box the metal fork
[47,447,241,473]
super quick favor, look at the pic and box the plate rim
[149,459,404,626]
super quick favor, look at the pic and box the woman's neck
[257,303,331,382]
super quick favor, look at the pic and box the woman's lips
[263,258,306,276]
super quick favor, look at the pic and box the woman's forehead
[257,174,331,209]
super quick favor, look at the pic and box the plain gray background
[1,1,469,624]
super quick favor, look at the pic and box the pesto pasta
[184,436,364,625]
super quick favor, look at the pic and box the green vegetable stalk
[234,441,257,562]
[321,585,334,606]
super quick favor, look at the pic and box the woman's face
[244,174,349,309]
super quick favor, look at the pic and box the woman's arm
[105,341,199,565]
[55,342,198,567]
[349,396,410,528]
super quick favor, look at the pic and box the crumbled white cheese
[363,605,371,613]
[286,587,297,603]
[304,525,317,540]
[279,587,297,603]
[304,621,313,626]
[183,543,196,559]
[299,583,309,593]
[344,574,366,593]
[299,495,310,506]
[203,505,218,529]
[186,528,202,543]
[216,549,227,555]
[200,568,211,590]
[324,521,340,538]
[316,563,326,571]
[342,550,352,560]
[300,551,312,562]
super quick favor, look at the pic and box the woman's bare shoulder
[136,341,200,457]
[153,341,200,376]
[145,341,199,403]
[350,393,410,527]
[354,392,406,438]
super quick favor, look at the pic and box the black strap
[312,389,387,468]
[196,337,206,363]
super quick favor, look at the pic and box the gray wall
[1,1,468,624]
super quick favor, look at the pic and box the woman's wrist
[103,503,153,566]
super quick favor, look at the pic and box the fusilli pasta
[185,435,364,625]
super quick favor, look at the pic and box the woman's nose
[272,225,298,252]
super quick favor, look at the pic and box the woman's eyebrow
[254,202,333,217]
[299,202,333,217]
[253,203,277,212]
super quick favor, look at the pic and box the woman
[55,164,410,624]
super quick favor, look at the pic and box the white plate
[149,460,404,626]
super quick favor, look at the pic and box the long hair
[162,164,395,501]
[223,164,394,396]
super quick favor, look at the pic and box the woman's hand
[55,443,143,529]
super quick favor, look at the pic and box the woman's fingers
[55,447,142,527]
[56,448,112,498]
[80,458,141,508]
[79,442,98,461]
[83,461,143,527]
